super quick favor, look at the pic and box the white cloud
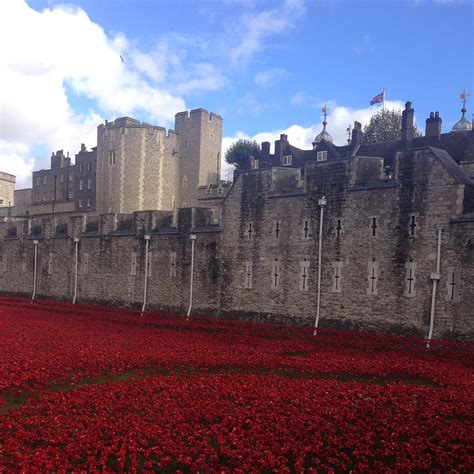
[221,100,407,179]
[290,91,320,108]
[175,63,229,95]
[230,0,305,63]
[254,68,288,86]
[0,0,197,189]
[0,141,35,189]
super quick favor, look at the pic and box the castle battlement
[0,172,16,184]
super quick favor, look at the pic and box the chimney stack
[425,111,442,139]
[274,134,288,161]
[261,141,270,157]
[401,101,415,147]
[351,121,364,148]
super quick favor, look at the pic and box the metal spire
[452,90,472,131]
[460,90,469,115]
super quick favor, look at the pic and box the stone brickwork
[175,109,223,208]
[1,104,473,341]
[1,141,472,341]
[0,172,15,208]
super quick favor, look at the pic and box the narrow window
[83,253,89,275]
[42,193,46,202]
[282,155,293,166]
[169,252,177,277]
[273,220,280,239]
[79,180,84,191]
[68,189,73,199]
[48,253,53,275]
[79,164,83,173]
[210,128,214,140]
[246,222,253,240]
[408,214,417,237]
[51,192,55,201]
[370,217,378,238]
[36,194,39,202]
[87,162,91,172]
[87,178,92,190]
[271,258,280,290]
[78,199,83,208]
[404,262,417,298]
[332,261,343,293]
[446,267,459,302]
[299,259,310,292]
[302,219,311,240]
[182,175,187,189]
[335,218,343,238]
[317,151,327,162]
[36,177,40,186]
[59,191,63,200]
[109,150,116,165]
[87,198,91,207]
[130,252,137,276]
[367,260,379,296]
[244,261,253,289]
[250,156,259,170]
[69,173,73,182]
[43,176,47,185]
[60,174,64,183]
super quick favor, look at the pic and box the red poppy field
[0,296,472,472]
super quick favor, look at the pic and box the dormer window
[317,151,327,162]
[282,155,293,166]
[250,156,259,170]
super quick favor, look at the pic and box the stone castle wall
[1,147,472,341]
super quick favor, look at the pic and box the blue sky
[1,0,472,186]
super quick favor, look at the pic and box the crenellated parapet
[0,207,222,243]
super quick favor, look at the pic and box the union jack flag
[370,92,384,105]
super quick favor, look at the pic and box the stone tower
[96,109,222,215]
[0,172,15,208]
[174,108,223,208]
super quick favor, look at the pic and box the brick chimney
[261,141,270,157]
[425,112,442,138]
[401,101,414,147]
[274,134,288,161]
[351,121,363,147]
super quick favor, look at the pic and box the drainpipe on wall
[141,234,151,314]
[31,240,39,302]
[72,237,80,304]
[186,234,197,320]
[313,196,327,336]
[427,227,443,348]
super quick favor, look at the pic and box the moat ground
[0,297,472,471]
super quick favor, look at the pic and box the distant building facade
[5,108,222,219]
